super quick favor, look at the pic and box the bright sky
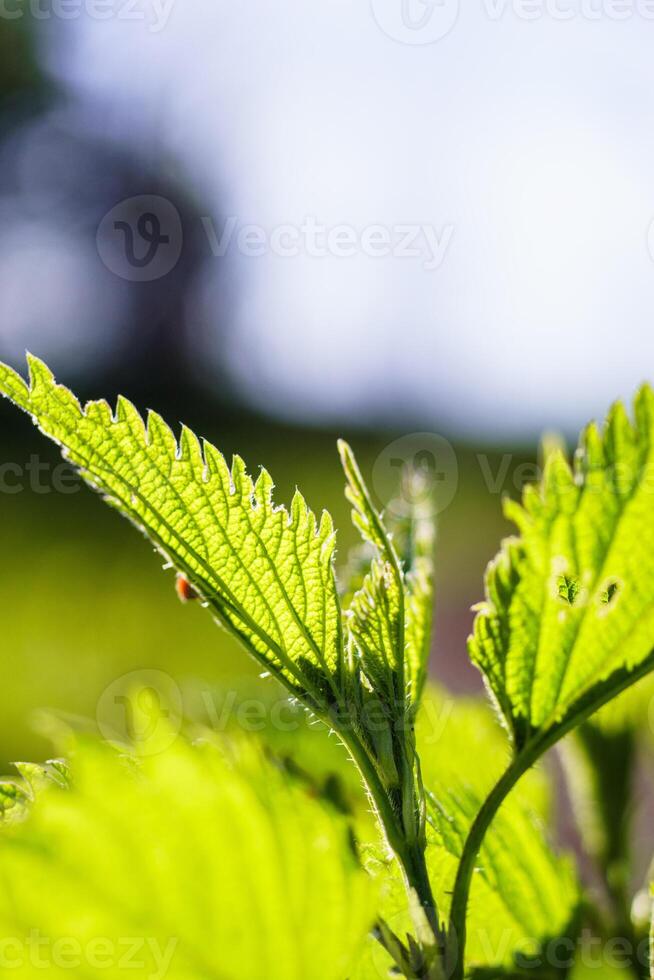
[20,1,654,436]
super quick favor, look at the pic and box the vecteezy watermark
[0,455,80,494]
[482,929,650,973]
[370,0,460,44]
[0,0,175,32]
[371,0,654,44]
[200,688,455,743]
[96,669,183,755]
[371,924,650,978]
[202,216,454,270]
[483,0,654,22]
[371,436,654,519]
[96,197,454,281]
[96,195,183,282]
[478,451,654,497]
[372,433,459,519]
[0,932,177,978]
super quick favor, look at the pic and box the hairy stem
[339,727,444,967]
[400,838,443,944]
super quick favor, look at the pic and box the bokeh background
[1,0,654,798]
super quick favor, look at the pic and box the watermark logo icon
[373,433,458,518]
[371,0,459,44]
[96,195,182,281]
[96,669,183,756]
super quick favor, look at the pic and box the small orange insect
[175,574,198,603]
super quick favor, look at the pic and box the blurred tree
[0,7,44,107]
[0,12,234,420]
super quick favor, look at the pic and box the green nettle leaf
[402,504,435,708]
[0,760,69,825]
[0,782,29,824]
[470,388,654,753]
[339,439,407,713]
[339,439,434,712]
[339,438,398,557]
[0,356,341,708]
[0,734,376,980]
[0,356,441,961]
[348,558,403,700]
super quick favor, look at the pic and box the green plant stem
[400,838,443,941]
[445,759,523,979]
[445,738,548,980]
[339,727,443,962]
